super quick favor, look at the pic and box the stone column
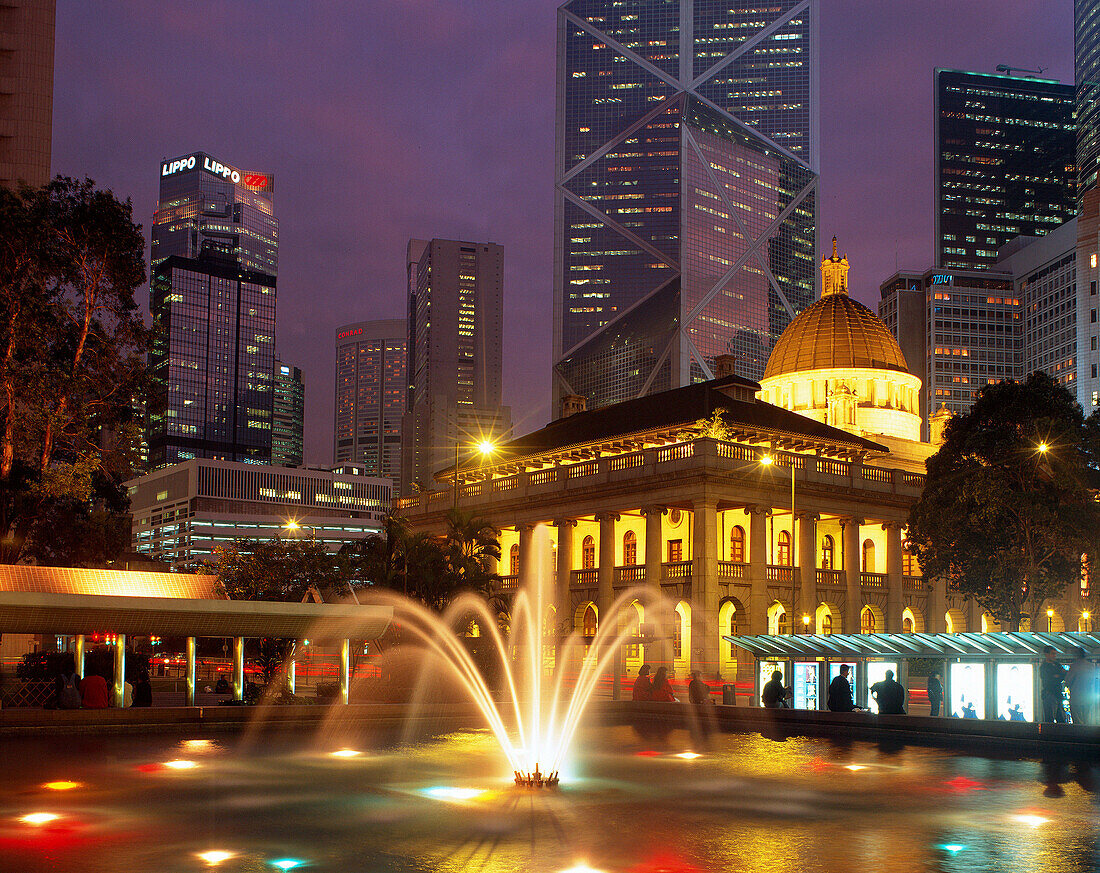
[113,634,127,708]
[928,575,947,634]
[884,521,904,632]
[553,518,577,623]
[841,517,863,634]
[797,512,818,631]
[748,506,770,636]
[691,495,720,678]
[517,523,536,593]
[596,512,620,697]
[967,598,983,633]
[641,505,667,665]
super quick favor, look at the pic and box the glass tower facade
[934,69,1075,271]
[334,319,407,487]
[554,0,819,410]
[272,360,304,467]
[152,151,277,275]
[1077,0,1100,196]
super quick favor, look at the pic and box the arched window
[730,526,745,562]
[777,609,789,635]
[862,539,876,572]
[509,543,520,577]
[672,613,682,658]
[777,530,792,566]
[820,535,834,570]
[861,607,876,634]
[902,548,918,576]
[903,616,913,633]
[582,605,597,640]
[582,535,595,569]
[821,613,833,635]
[623,530,637,565]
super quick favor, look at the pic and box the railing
[899,471,924,488]
[657,443,694,462]
[460,483,483,498]
[819,458,850,477]
[393,496,418,510]
[767,565,793,583]
[529,469,557,486]
[567,460,599,479]
[860,572,887,588]
[570,569,598,586]
[609,452,643,471]
[493,476,518,492]
[816,569,844,585]
[716,441,755,461]
[428,490,448,504]
[718,561,747,579]
[615,566,645,583]
[662,561,692,579]
[862,467,891,484]
[498,575,519,590]
[903,575,924,592]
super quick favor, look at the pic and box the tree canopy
[908,373,1100,630]
[0,178,148,564]
[212,537,353,602]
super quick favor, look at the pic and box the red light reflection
[629,851,705,872]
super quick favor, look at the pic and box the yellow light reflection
[844,764,867,771]
[422,786,485,801]
[184,739,212,749]
[674,752,702,760]
[197,850,234,866]
[42,781,81,791]
[1012,813,1049,828]
[330,749,361,758]
[559,865,607,873]
[164,760,198,770]
[20,813,59,825]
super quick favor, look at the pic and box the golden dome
[763,239,909,379]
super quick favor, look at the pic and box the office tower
[334,319,406,486]
[152,151,277,275]
[1077,0,1100,195]
[402,239,510,492]
[146,153,278,469]
[0,0,55,189]
[272,360,305,467]
[935,69,1075,271]
[553,0,819,410]
[997,220,1080,400]
[146,251,276,468]
[879,267,1020,434]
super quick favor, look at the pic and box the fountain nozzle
[514,766,559,789]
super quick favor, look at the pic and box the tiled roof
[0,565,221,599]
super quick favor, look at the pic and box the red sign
[242,173,269,189]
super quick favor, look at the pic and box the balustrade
[767,565,794,583]
[615,566,645,583]
[860,572,887,588]
[816,569,844,586]
[570,569,598,586]
[662,561,692,579]
[718,561,747,579]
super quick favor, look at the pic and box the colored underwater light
[674,752,702,760]
[1012,813,1049,828]
[421,786,485,801]
[941,844,966,854]
[42,781,81,791]
[20,813,59,825]
[197,850,234,865]
[164,760,198,770]
[558,865,607,873]
[184,739,212,749]
[844,764,867,771]
[329,749,360,758]
[270,860,305,870]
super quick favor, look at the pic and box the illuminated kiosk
[732,630,1100,721]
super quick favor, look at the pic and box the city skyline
[49,1,1074,463]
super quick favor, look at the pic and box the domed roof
[763,293,910,378]
[762,238,910,379]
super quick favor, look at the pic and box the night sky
[50,1,1073,465]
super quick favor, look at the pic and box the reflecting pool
[0,724,1095,872]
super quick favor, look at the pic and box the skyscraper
[402,239,510,492]
[0,0,54,190]
[334,319,406,487]
[273,360,304,467]
[1077,0,1100,196]
[934,69,1075,271]
[553,0,819,410]
[146,153,278,468]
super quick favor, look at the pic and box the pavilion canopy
[0,592,392,642]
[726,631,1100,660]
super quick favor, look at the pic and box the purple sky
[51,1,1073,464]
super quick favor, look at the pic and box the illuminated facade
[1077,0,1100,195]
[272,360,304,467]
[146,254,276,468]
[126,458,390,568]
[334,319,406,486]
[402,239,510,492]
[935,69,1075,270]
[0,0,54,189]
[152,151,277,275]
[553,0,819,411]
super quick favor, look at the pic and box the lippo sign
[161,153,272,191]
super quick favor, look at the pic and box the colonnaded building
[397,243,1086,680]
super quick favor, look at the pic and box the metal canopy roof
[0,592,393,641]
[726,631,1100,660]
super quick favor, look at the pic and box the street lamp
[1047,607,1054,633]
[453,438,498,509]
[1082,611,1091,633]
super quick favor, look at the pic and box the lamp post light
[1082,611,1091,633]
[760,452,797,633]
[1047,607,1054,633]
[802,614,811,635]
[453,438,498,510]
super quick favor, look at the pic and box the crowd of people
[52,654,152,710]
[631,664,714,704]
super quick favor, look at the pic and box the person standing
[631,664,653,701]
[927,671,943,717]
[1040,646,1068,723]
[650,666,677,702]
[1065,648,1098,725]
[827,664,856,712]
[79,671,110,709]
[54,654,82,710]
[761,670,786,708]
[870,670,907,715]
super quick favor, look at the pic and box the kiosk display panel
[996,663,1033,722]
[759,661,786,706]
[950,662,986,719]
[792,662,820,710]
[865,661,898,713]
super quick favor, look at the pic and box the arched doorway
[777,530,792,566]
[820,535,835,570]
[718,597,745,676]
[860,605,882,634]
[862,539,876,572]
[729,525,745,562]
[816,602,840,635]
[674,601,691,672]
[581,535,595,570]
[622,530,637,566]
[768,601,789,635]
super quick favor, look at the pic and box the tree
[0,178,148,564]
[443,507,501,595]
[212,537,350,601]
[908,373,1100,630]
